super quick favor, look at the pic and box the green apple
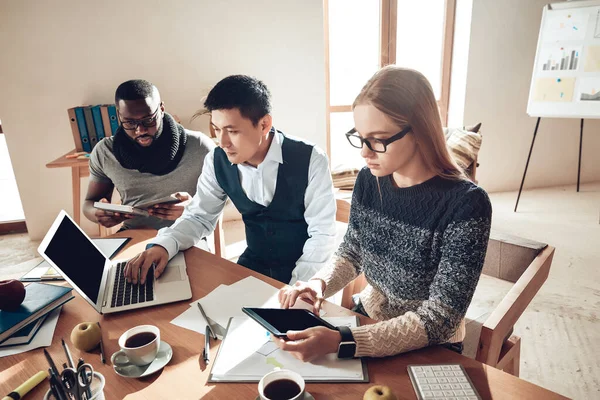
[363,385,398,400]
[70,322,102,351]
[0,279,26,311]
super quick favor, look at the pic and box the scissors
[59,362,94,400]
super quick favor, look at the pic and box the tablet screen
[244,308,334,334]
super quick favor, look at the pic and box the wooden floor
[1,183,599,399]
[487,182,600,399]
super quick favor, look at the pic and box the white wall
[0,0,326,239]
[464,0,600,193]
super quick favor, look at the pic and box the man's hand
[272,327,341,363]
[94,198,133,228]
[124,246,169,284]
[148,192,191,220]
[278,279,325,315]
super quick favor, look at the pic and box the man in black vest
[124,75,337,284]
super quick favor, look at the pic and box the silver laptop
[38,210,192,314]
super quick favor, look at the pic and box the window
[0,120,26,232]
[325,0,456,169]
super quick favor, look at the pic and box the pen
[43,351,67,400]
[47,369,61,400]
[196,302,217,339]
[43,349,60,377]
[61,338,74,368]
[203,325,210,363]
[1,370,48,400]
[47,369,67,400]
[97,322,106,364]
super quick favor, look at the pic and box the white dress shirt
[151,130,337,283]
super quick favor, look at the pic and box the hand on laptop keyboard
[124,245,169,284]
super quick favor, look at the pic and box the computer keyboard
[408,364,481,400]
[110,262,154,308]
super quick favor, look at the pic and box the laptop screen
[44,215,106,303]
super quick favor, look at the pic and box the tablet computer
[93,202,150,217]
[242,307,336,338]
[135,194,181,209]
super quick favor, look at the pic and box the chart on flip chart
[527,1,600,118]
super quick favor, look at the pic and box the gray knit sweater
[313,168,492,357]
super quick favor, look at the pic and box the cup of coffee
[258,369,305,400]
[111,325,160,367]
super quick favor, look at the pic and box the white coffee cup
[111,325,160,367]
[258,368,305,400]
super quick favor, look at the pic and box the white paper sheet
[0,307,62,358]
[169,305,227,340]
[190,277,281,329]
[172,277,323,339]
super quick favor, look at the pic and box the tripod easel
[514,117,585,212]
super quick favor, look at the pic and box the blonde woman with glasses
[276,66,492,362]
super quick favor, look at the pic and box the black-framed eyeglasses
[345,125,412,153]
[120,106,161,130]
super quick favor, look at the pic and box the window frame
[324,0,456,160]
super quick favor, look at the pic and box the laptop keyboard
[111,262,154,308]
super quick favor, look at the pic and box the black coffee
[263,379,301,400]
[125,332,156,348]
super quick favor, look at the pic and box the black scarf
[113,112,188,175]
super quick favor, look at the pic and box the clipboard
[208,315,369,383]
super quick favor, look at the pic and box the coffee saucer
[255,392,314,400]
[112,340,173,378]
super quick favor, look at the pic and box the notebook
[0,313,48,347]
[0,283,73,343]
[209,315,368,383]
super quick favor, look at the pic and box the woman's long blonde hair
[353,66,466,180]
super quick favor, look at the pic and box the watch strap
[337,325,356,359]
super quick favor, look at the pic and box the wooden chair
[335,196,555,377]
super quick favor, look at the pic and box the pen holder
[43,371,105,400]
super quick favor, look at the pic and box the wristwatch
[336,326,356,359]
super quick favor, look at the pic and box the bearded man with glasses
[82,79,215,238]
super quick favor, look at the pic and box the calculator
[407,364,482,400]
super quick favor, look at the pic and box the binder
[107,104,119,134]
[91,105,105,141]
[100,105,113,138]
[83,106,98,149]
[74,107,92,153]
[67,107,83,151]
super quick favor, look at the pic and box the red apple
[363,385,398,400]
[0,279,26,311]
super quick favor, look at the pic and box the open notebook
[209,315,368,383]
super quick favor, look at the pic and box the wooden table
[0,231,568,399]
[46,149,90,226]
